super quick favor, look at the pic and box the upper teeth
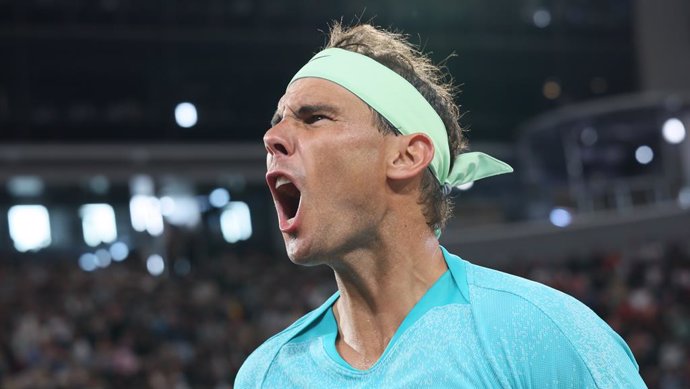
[276,176,292,189]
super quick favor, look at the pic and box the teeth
[275,176,292,189]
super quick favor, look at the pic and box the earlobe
[387,133,435,180]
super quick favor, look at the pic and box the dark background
[0,0,636,143]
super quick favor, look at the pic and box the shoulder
[464,261,646,389]
[234,320,300,388]
[234,293,338,389]
[466,261,602,326]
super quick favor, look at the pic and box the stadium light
[209,188,230,208]
[549,207,572,227]
[109,242,130,262]
[95,248,112,268]
[662,118,686,144]
[7,176,44,197]
[8,205,52,252]
[220,201,253,243]
[129,195,164,236]
[146,254,165,276]
[159,196,176,216]
[88,175,110,194]
[130,175,154,196]
[79,253,98,272]
[160,196,200,228]
[175,102,198,128]
[635,145,654,165]
[532,8,551,28]
[80,204,117,247]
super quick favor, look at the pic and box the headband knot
[441,183,453,197]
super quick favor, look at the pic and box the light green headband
[289,47,513,189]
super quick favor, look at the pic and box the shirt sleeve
[469,275,647,389]
[234,347,266,389]
[234,331,287,389]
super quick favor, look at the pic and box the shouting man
[235,23,646,388]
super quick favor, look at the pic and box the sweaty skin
[264,78,447,369]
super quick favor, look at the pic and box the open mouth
[275,177,301,219]
[269,174,302,231]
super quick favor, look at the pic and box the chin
[283,235,322,267]
[286,252,322,267]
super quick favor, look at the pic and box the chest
[264,305,500,388]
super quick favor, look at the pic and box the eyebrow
[270,104,340,127]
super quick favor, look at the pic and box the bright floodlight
[635,145,654,165]
[549,207,572,228]
[159,196,176,216]
[80,204,117,247]
[533,8,551,28]
[662,118,686,144]
[129,195,164,236]
[146,254,165,276]
[160,196,200,227]
[209,188,230,208]
[109,242,130,262]
[456,181,474,191]
[220,201,253,243]
[175,102,197,128]
[8,205,51,252]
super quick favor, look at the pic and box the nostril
[275,143,288,155]
[264,130,291,156]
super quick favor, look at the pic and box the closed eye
[270,104,339,127]
[305,114,329,124]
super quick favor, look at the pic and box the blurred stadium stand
[1,0,690,388]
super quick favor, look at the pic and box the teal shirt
[235,248,647,388]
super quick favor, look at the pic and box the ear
[387,133,435,181]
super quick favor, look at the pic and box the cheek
[315,135,386,192]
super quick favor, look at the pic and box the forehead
[278,78,369,113]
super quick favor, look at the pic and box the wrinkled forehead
[276,77,372,116]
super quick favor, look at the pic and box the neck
[329,222,447,369]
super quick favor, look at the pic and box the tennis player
[235,22,647,388]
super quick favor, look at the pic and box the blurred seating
[0,242,687,388]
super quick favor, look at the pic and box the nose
[264,122,293,157]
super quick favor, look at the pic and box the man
[235,22,646,388]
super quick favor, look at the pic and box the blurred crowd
[0,248,334,389]
[0,241,688,388]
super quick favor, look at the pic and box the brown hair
[325,22,467,232]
